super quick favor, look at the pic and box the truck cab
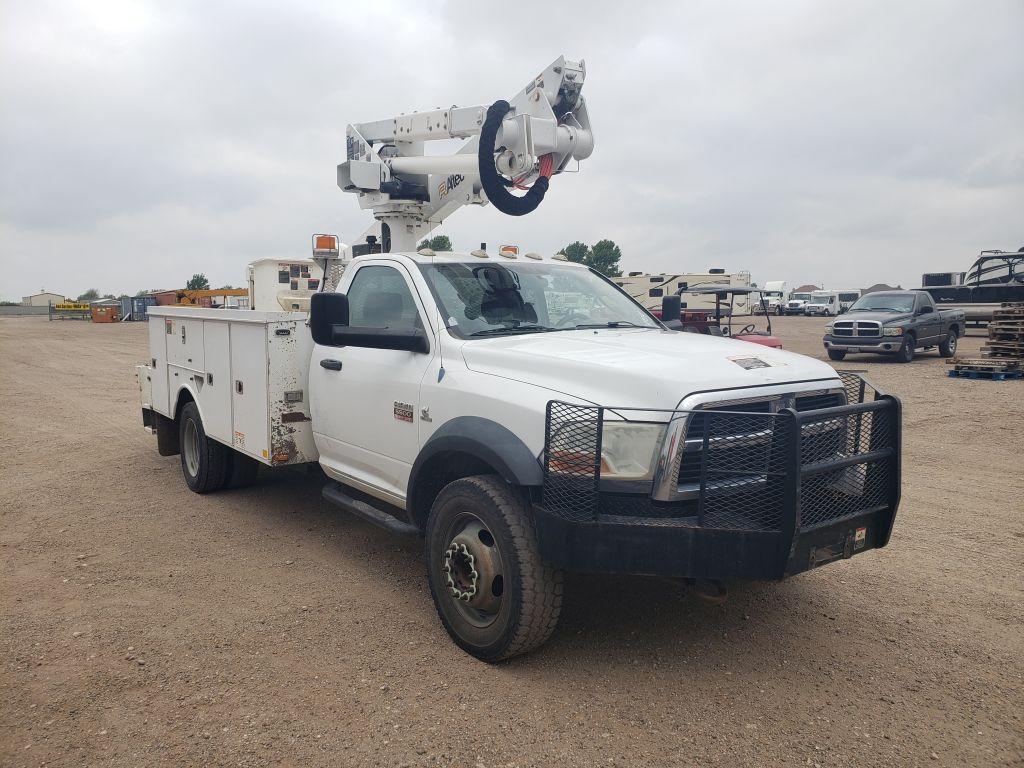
[782,291,812,315]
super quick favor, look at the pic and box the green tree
[417,235,453,252]
[186,273,210,290]
[218,284,235,290]
[77,288,99,301]
[586,240,622,277]
[557,241,590,264]
[556,240,623,277]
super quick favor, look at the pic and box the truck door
[310,262,435,504]
[915,293,940,343]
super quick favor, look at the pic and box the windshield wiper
[572,321,648,329]
[469,324,557,337]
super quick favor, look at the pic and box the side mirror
[918,305,933,315]
[310,292,349,346]
[332,326,430,354]
[661,294,681,322]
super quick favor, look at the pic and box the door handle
[320,359,343,371]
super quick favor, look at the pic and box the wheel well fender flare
[173,383,200,422]
[407,417,543,521]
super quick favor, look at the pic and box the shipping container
[91,304,121,323]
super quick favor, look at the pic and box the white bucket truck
[137,57,902,661]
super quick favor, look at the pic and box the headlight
[825,322,834,332]
[882,326,904,336]
[599,422,666,481]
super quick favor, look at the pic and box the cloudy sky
[2,0,1022,300]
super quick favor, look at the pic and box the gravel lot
[1,315,1021,767]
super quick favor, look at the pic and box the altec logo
[438,174,464,199]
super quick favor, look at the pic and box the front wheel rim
[440,514,505,628]
[183,419,200,477]
[949,334,956,354]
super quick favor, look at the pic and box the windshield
[792,293,811,301]
[849,294,915,313]
[418,262,660,339]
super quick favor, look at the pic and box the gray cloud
[1,0,1021,299]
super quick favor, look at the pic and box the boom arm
[337,56,594,254]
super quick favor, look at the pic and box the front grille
[796,392,845,411]
[834,321,880,337]
[679,391,845,485]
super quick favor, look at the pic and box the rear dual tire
[179,402,259,492]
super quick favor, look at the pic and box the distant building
[861,283,902,294]
[793,284,821,293]
[21,292,65,307]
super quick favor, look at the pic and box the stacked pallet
[948,301,1024,381]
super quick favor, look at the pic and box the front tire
[179,402,228,493]
[939,330,957,358]
[425,476,563,662]
[827,349,847,361]
[897,336,916,363]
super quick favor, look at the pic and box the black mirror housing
[310,292,349,346]
[332,326,430,354]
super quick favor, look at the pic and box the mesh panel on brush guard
[695,410,788,531]
[797,405,893,528]
[543,401,603,521]
[837,370,880,405]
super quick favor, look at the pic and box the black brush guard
[535,372,901,580]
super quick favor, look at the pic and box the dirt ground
[1,315,1021,768]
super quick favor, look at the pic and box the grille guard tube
[478,100,550,216]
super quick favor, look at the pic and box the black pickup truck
[822,290,965,363]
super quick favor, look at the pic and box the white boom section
[337,56,594,255]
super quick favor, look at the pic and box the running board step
[322,482,419,537]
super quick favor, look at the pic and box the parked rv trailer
[613,269,753,314]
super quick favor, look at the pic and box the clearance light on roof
[551,253,568,261]
[470,249,489,258]
[524,252,543,260]
[418,248,436,257]
[499,245,519,258]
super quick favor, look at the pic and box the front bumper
[537,373,901,581]
[823,334,902,353]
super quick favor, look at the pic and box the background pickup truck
[822,290,965,363]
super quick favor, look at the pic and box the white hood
[460,328,838,409]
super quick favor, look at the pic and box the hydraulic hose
[477,100,550,216]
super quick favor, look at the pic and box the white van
[836,290,861,314]
[804,291,840,316]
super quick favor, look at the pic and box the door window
[346,265,423,330]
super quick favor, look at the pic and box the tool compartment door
[148,316,170,415]
[198,320,232,443]
[166,316,206,371]
[229,322,270,460]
